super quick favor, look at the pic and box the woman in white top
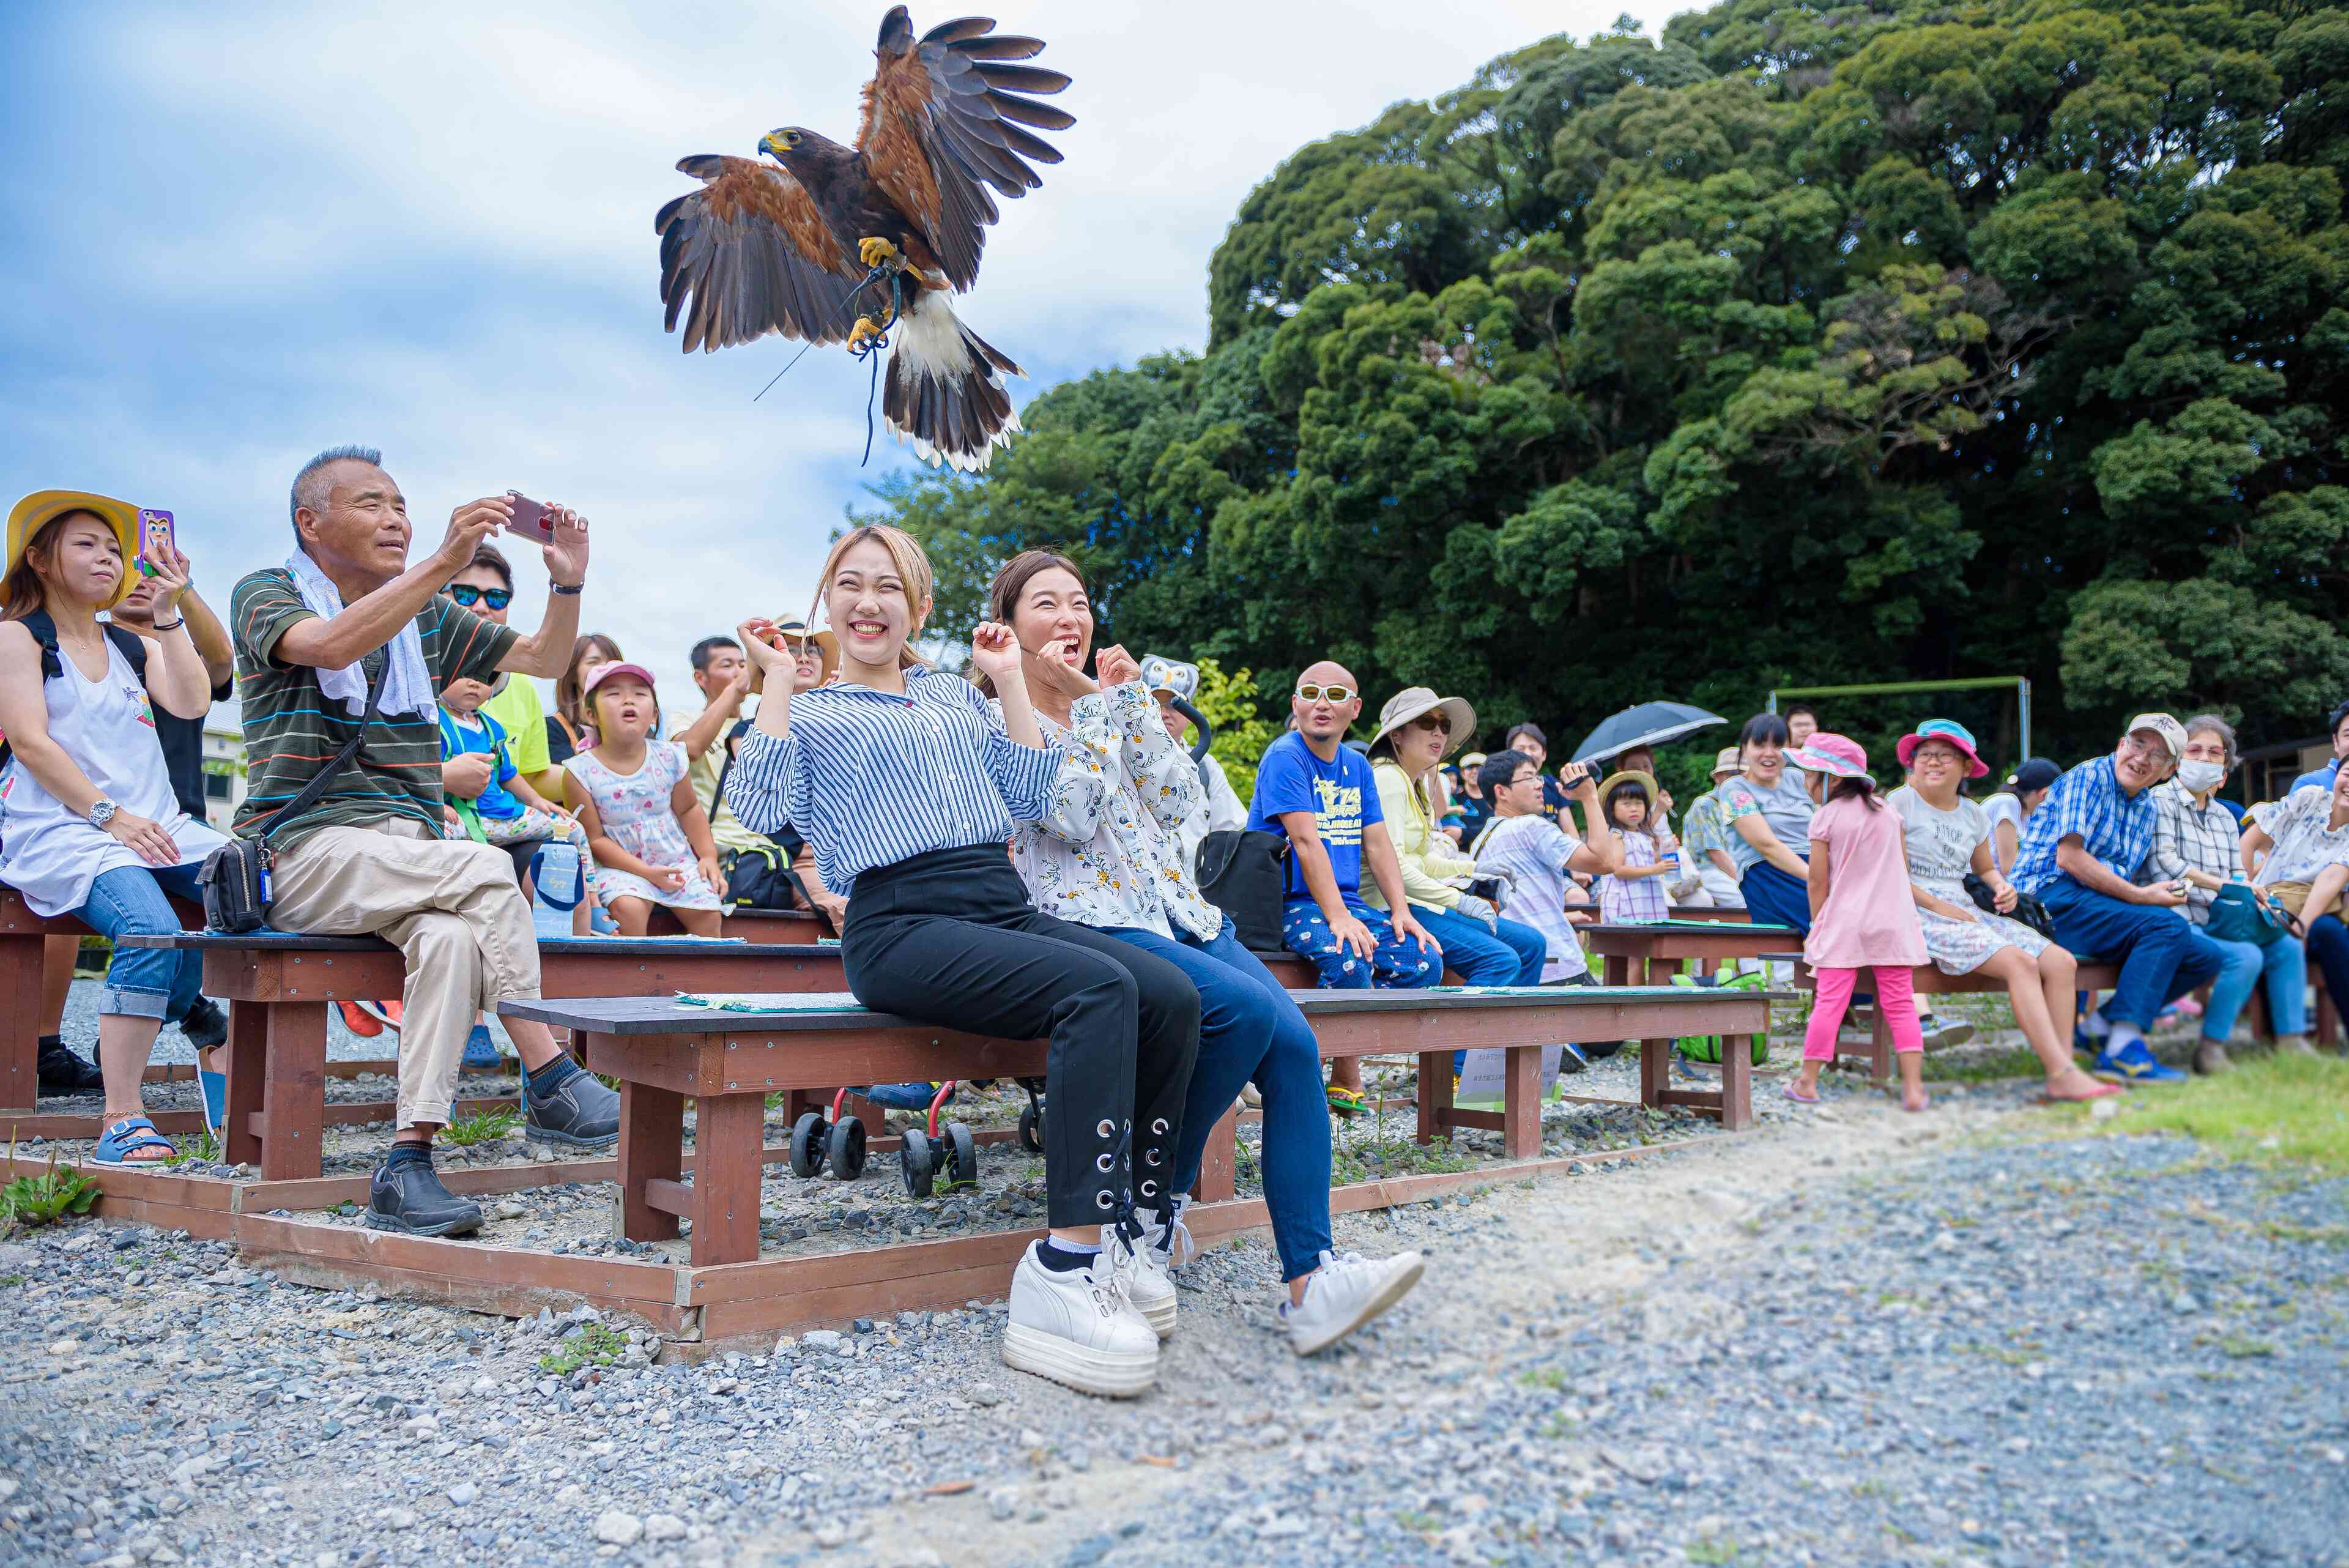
[1981,757,2060,874]
[0,492,227,1164]
[985,551,1424,1356]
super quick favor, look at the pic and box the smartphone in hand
[134,510,176,578]
[506,492,556,544]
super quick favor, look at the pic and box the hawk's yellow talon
[858,237,901,269]
[847,314,886,351]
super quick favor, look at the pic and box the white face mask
[2176,758,2226,793]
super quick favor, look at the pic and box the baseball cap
[2126,713,2188,761]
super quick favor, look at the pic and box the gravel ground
[8,1071,2340,1568]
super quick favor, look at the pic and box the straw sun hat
[1370,686,1477,759]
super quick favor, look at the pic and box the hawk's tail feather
[881,288,1023,474]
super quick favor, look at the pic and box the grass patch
[442,1107,521,1147]
[2217,1335,2276,1359]
[2080,1053,2349,1175]
[1518,1366,1568,1390]
[1921,1044,2049,1082]
[1330,1135,1474,1186]
[538,1322,626,1376]
[1687,1539,1743,1567]
[165,1129,221,1167]
[1,1140,100,1229]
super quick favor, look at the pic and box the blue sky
[1,0,1677,721]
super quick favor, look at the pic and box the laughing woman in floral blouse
[984,549,1425,1358]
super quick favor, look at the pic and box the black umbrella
[1572,702,1727,765]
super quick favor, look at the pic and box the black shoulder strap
[104,623,147,681]
[254,658,389,842]
[20,611,60,680]
[710,717,755,819]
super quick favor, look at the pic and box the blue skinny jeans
[2200,931,2307,1042]
[69,863,206,1023]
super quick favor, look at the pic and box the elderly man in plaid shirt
[2013,713,2225,1084]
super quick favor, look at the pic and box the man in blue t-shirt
[1247,661,1442,994]
[2289,701,2349,795]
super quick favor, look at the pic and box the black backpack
[709,721,810,914]
[1196,828,1291,953]
[0,612,151,774]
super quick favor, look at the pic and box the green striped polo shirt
[230,568,518,845]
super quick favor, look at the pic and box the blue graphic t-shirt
[1246,731,1384,900]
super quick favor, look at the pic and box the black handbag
[1964,872,2055,940]
[708,729,807,913]
[1196,828,1290,953]
[199,661,386,933]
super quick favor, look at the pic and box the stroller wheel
[943,1122,979,1191]
[900,1128,936,1198]
[1017,1102,1044,1155]
[828,1117,868,1181]
[788,1112,828,1178]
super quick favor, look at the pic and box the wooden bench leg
[690,1092,764,1267]
[1718,1035,1754,1132]
[2318,972,2338,1049]
[1502,1045,1542,1159]
[1602,953,1630,988]
[1869,1001,1892,1085]
[1416,1050,1452,1146]
[221,1002,269,1168]
[1195,1102,1238,1202]
[1639,1035,1671,1112]
[618,1077,684,1245]
[0,933,46,1113]
[256,1001,327,1181]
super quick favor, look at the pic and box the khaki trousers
[270,820,541,1129]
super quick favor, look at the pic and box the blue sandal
[93,1115,176,1167]
[199,1068,228,1135]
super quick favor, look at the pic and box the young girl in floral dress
[563,662,724,937]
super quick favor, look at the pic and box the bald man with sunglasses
[1245,661,1443,999]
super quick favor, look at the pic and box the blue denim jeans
[2202,931,2309,1041]
[1106,923,1334,1280]
[2042,880,2225,1031]
[1412,906,1547,986]
[70,863,206,1022]
[1282,896,1442,989]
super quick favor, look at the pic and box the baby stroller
[789,1080,981,1199]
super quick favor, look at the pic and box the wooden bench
[0,889,210,1115]
[501,984,1784,1268]
[1583,919,1806,986]
[103,932,847,1178]
[1787,958,2124,1081]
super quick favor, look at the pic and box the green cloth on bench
[672,983,1713,1014]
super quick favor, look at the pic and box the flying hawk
[654,6,1072,472]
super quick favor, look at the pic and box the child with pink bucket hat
[1779,734,1934,1112]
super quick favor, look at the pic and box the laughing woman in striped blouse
[727,524,1200,1400]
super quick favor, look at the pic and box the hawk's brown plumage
[654,6,1072,471]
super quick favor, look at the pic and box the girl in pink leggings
[1781,735,1932,1112]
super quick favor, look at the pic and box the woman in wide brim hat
[4,490,143,614]
[1363,683,1549,1004]
[767,617,840,685]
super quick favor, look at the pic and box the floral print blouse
[1000,680,1220,941]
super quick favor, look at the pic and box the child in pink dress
[1782,735,1932,1112]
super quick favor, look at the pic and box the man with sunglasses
[2011,713,2223,1084]
[1469,749,1620,986]
[1245,661,1443,995]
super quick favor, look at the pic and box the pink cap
[581,661,657,696]
[1786,732,1874,785]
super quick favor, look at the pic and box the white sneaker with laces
[1142,1194,1197,1269]
[1108,1226,1177,1338]
[1279,1249,1427,1356]
[1001,1241,1159,1397]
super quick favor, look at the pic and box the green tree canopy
[860,0,2348,779]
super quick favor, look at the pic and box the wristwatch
[87,799,118,830]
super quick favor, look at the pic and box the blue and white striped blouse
[729,669,1062,895]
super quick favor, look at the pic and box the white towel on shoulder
[283,548,437,722]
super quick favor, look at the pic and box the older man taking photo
[2009,713,2222,1085]
[229,446,620,1236]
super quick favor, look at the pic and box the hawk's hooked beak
[759,133,787,160]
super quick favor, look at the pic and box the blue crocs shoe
[198,1068,228,1135]
[2091,1038,2186,1085]
[460,1024,502,1071]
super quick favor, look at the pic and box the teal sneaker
[2091,1039,2186,1084]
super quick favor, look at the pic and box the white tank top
[0,634,228,918]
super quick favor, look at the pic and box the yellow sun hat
[6,490,143,610]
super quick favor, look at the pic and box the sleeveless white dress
[0,636,227,918]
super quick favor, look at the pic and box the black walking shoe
[365,1157,483,1236]
[37,1036,104,1094]
[524,1062,622,1150]
[177,997,230,1052]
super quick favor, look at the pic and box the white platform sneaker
[1278,1249,1427,1356]
[1117,1219,1178,1338]
[1001,1241,1160,1397]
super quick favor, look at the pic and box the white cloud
[4,0,1683,712]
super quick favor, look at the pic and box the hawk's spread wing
[655,155,863,352]
[856,9,1073,294]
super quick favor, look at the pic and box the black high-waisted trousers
[841,845,1201,1227]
